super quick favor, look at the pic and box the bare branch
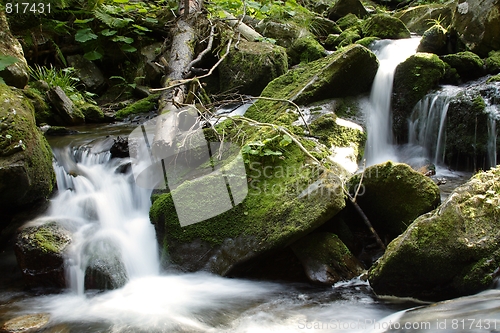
[186,22,215,73]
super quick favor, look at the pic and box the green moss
[22,87,52,125]
[79,103,105,123]
[362,14,411,39]
[487,74,500,83]
[335,28,362,48]
[287,35,327,65]
[310,114,366,152]
[336,14,362,31]
[115,93,160,120]
[355,37,379,48]
[485,51,500,74]
[440,51,485,80]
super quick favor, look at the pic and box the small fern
[93,6,132,29]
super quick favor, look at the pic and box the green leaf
[101,29,117,36]
[75,28,98,43]
[74,18,94,24]
[113,0,129,3]
[144,17,158,24]
[279,134,292,147]
[0,77,5,85]
[110,75,126,81]
[120,44,137,53]
[113,36,134,44]
[84,50,103,61]
[0,55,18,71]
[132,24,151,32]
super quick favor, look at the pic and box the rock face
[417,25,448,55]
[46,86,85,125]
[369,167,500,301]
[395,4,453,35]
[392,53,446,140]
[350,162,441,239]
[441,51,485,82]
[14,222,71,288]
[0,11,29,88]
[328,0,367,21]
[451,0,500,57]
[246,44,378,124]
[362,14,411,39]
[67,55,106,94]
[219,41,288,96]
[291,232,364,284]
[0,84,55,215]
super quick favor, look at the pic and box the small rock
[1,313,50,333]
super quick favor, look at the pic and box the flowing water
[363,38,421,166]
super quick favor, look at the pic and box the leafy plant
[241,133,292,163]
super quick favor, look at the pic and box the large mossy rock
[369,167,500,301]
[246,44,378,124]
[350,162,441,239]
[287,35,327,65]
[291,232,364,284]
[441,51,485,82]
[255,21,302,48]
[14,222,71,288]
[0,84,55,215]
[0,11,29,88]
[395,4,453,35]
[485,50,500,74]
[362,14,411,39]
[219,41,288,96]
[328,0,367,21]
[392,53,446,140]
[451,0,500,57]
[417,24,448,55]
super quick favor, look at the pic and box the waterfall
[46,146,159,294]
[364,38,421,166]
[407,86,459,166]
[487,105,499,168]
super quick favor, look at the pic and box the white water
[364,38,421,166]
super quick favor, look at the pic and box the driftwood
[223,11,263,42]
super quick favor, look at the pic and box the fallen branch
[186,22,215,75]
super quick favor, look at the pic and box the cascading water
[364,38,421,166]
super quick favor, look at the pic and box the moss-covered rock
[451,0,500,57]
[349,161,440,239]
[395,4,453,35]
[336,13,363,31]
[310,17,342,38]
[14,222,71,288]
[355,37,379,48]
[255,21,302,48]
[246,44,378,125]
[22,87,52,125]
[287,35,327,65]
[46,86,85,125]
[328,0,367,21]
[485,50,500,74]
[417,24,448,55]
[79,102,105,123]
[0,11,29,88]
[219,41,288,96]
[291,232,364,284]
[392,53,446,140]
[362,14,411,39]
[333,27,362,48]
[369,167,500,301]
[441,51,485,81]
[0,84,55,215]
[487,73,500,82]
[114,93,160,120]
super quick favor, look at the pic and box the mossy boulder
[114,93,159,120]
[392,53,446,140]
[362,14,411,39]
[328,0,367,21]
[332,28,362,48]
[485,50,500,74]
[46,86,85,125]
[395,4,453,35]
[417,24,448,55]
[14,222,71,288]
[336,13,363,31]
[310,17,342,38]
[0,84,55,215]
[246,44,379,125]
[219,41,288,96]
[287,35,327,65]
[441,51,485,82]
[79,102,106,123]
[22,87,51,125]
[0,11,29,88]
[369,167,500,301]
[255,21,302,48]
[451,0,500,57]
[291,232,364,284]
[349,161,441,239]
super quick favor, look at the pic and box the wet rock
[485,50,500,74]
[291,232,364,285]
[67,54,106,94]
[46,86,85,125]
[451,0,500,57]
[114,93,159,120]
[84,238,128,290]
[392,53,446,140]
[219,41,288,96]
[362,14,411,39]
[79,103,105,123]
[0,85,55,215]
[369,167,500,301]
[14,222,71,288]
[0,11,29,88]
[349,161,441,239]
[44,126,78,136]
[417,24,448,55]
[328,0,367,21]
[135,43,164,87]
[110,136,129,158]
[1,313,50,333]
